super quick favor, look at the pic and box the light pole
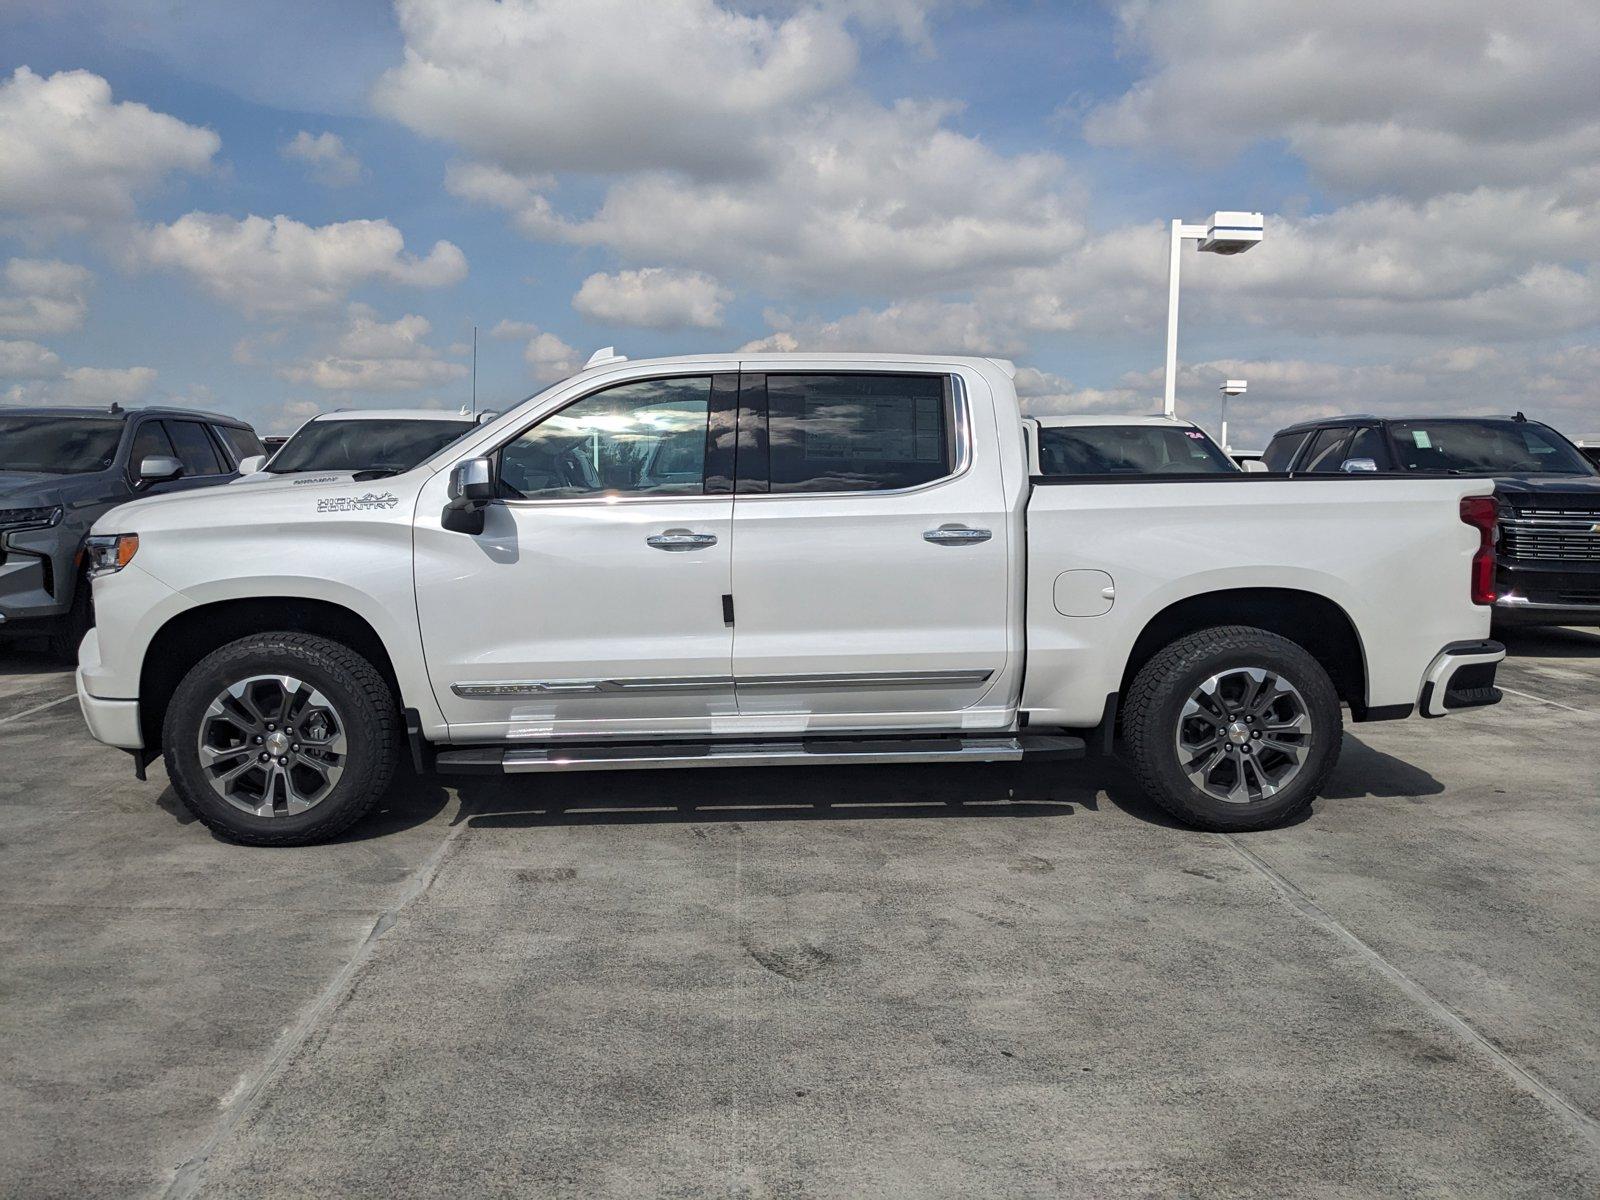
[1218,379,1247,451]
[1163,211,1264,418]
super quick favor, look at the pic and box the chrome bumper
[1418,640,1505,718]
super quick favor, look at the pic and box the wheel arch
[1118,588,1371,718]
[138,597,403,750]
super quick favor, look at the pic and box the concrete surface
[1,627,1597,1198]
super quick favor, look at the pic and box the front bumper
[1418,639,1505,718]
[75,628,143,749]
[1494,559,1600,626]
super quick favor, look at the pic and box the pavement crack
[161,800,475,1200]
[1220,832,1600,1154]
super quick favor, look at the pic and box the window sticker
[1412,430,1433,449]
[1185,430,1204,439]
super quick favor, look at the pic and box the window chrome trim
[490,369,974,509]
[737,371,973,502]
[451,668,993,699]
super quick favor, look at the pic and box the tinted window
[498,377,711,500]
[268,418,475,475]
[0,414,123,474]
[166,420,225,476]
[1386,420,1595,476]
[1261,430,1311,472]
[216,425,266,463]
[1037,424,1236,475]
[129,421,175,469]
[1300,427,1352,473]
[1344,426,1388,468]
[766,374,951,493]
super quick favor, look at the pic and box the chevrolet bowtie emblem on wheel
[316,492,399,513]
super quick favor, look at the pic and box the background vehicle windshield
[1037,424,1238,475]
[0,415,123,474]
[1386,420,1595,476]
[267,418,474,474]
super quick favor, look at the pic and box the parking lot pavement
[2,631,1598,1198]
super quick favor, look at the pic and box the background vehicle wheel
[161,632,401,846]
[47,571,94,663]
[1122,625,1342,832]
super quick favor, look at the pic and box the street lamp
[1218,379,1247,452]
[1163,211,1263,419]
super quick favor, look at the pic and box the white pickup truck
[75,353,1505,845]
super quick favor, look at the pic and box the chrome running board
[433,733,1084,775]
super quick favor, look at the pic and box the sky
[0,0,1596,445]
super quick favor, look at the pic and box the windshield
[1386,420,1596,476]
[1037,424,1238,475]
[267,418,474,475]
[0,414,124,474]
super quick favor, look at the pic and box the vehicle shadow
[0,639,70,676]
[154,766,456,844]
[454,733,1443,835]
[1495,625,1600,659]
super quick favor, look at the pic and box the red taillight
[1460,495,1498,605]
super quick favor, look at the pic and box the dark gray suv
[0,405,266,658]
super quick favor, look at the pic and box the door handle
[924,525,992,546]
[647,529,719,551]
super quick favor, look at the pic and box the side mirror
[1340,457,1379,473]
[137,455,184,488]
[1240,459,1268,473]
[236,454,267,474]
[442,457,494,534]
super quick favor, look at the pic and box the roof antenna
[470,324,478,418]
[109,401,122,414]
[1512,410,1526,422]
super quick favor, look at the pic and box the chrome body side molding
[451,669,994,699]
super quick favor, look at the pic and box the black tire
[47,571,94,663]
[161,632,401,846]
[1122,625,1342,832]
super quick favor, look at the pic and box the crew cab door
[728,369,1013,728]
[415,372,738,741]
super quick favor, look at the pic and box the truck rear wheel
[1122,625,1342,832]
[161,632,401,846]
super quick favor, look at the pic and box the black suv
[1,406,266,657]
[1262,414,1600,627]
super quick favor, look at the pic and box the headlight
[85,533,139,577]
[0,505,62,532]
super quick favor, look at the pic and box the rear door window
[165,420,226,476]
[1261,430,1311,472]
[747,373,954,493]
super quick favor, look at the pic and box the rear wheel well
[1119,589,1369,717]
[139,598,401,749]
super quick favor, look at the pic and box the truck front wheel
[161,632,401,846]
[1122,626,1342,832]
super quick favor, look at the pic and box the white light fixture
[1218,379,1247,452]
[1163,212,1263,418]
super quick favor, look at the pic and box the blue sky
[2,0,1596,444]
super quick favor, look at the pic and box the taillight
[1459,495,1498,605]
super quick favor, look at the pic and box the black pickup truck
[1262,414,1600,628]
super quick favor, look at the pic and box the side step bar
[433,733,1084,775]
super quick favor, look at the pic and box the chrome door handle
[647,530,719,551]
[924,525,992,546]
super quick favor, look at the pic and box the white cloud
[278,305,468,392]
[0,258,93,337]
[489,319,581,381]
[0,67,218,229]
[375,0,857,177]
[130,212,468,316]
[573,268,730,330]
[451,101,1082,293]
[280,131,363,187]
[1084,1,1600,199]
[742,297,1021,355]
[0,339,61,379]
[5,365,159,407]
